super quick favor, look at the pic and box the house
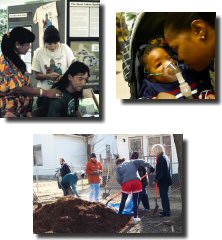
[33,134,88,179]
[116,134,178,173]
[33,134,179,180]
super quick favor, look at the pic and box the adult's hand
[48,72,60,81]
[43,89,63,98]
[206,94,215,99]
[156,92,177,99]
[93,170,101,176]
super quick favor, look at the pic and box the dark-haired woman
[0,27,61,117]
[164,12,216,94]
[45,61,89,117]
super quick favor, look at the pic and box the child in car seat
[139,44,215,99]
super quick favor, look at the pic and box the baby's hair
[142,44,160,66]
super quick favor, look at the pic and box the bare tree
[173,134,183,185]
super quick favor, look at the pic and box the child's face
[144,47,177,83]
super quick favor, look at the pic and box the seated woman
[139,42,215,99]
[33,61,90,117]
[0,27,62,118]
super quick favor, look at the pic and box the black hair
[91,153,96,158]
[130,151,139,159]
[116,158,125,166]
[53,61,90,98]
[1,27,35,74]
[164,12,216,36]
[142,44,160,67]
[43,25,60,43]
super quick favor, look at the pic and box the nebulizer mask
[165,60,193,99]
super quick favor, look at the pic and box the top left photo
[0,0,100,119]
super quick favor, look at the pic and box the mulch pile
[33,196,131,234]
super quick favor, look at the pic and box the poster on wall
[70,41,99,83]
[69,2,99,37]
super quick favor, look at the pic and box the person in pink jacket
[86,153,103,202]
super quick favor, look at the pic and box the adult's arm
[116,167,122,185]
[2,86,62,98]
[86,161,95,175]
[133,159,154,171]
[35,71,61,81]
[155,156,168,182]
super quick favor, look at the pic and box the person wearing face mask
[164,12,216,96]
[0,27,62,117]
[139,43,214,99]
[32,25,75,107]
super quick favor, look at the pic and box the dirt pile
[33,196,131,234]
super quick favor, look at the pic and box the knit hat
[43,25,60,43]
[90,153,96,158]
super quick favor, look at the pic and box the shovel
[152,182,159,215]
[102,167,111,199]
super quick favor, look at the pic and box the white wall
[54,134,87,169]
[33,134,87,176]
[33,134,55,175]
[90,134,118,159]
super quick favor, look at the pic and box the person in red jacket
[86,153,103,202]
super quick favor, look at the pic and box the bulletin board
[67,0,100,92]
[7,0,66,85]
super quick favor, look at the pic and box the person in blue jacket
[61,170,85,197]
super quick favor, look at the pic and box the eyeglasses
[144,67,162,76]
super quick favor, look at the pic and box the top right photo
[116,12,216,100]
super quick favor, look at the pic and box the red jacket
[86,158,103,184]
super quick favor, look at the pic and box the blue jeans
[89,183,100,202]
[139,188,150,210]
[61,173,79,197]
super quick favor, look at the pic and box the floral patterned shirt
[0,55,33,117]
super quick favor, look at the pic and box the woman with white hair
[152,144,172,217]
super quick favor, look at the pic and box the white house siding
[116,134,132,160]
[116,134,178,173]
[33,134,87,177]
[33,134,55,176]
[54,135,87,170]
[90,134,118,159]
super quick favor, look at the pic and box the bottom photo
[33,134,184,235]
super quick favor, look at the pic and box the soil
[33,180,183,234]
[33,196,131,234]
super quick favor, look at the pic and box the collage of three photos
[0,0,217,237]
